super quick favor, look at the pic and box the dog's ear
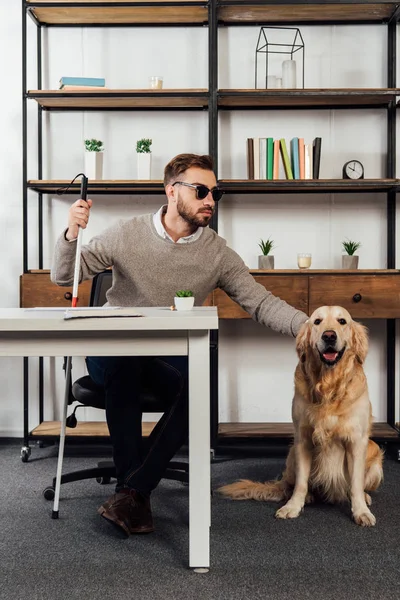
[351,320,368,364]
[296,321,311,363]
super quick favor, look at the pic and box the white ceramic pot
[174,297,195,311]
[258,255,275,269]
[137,152,152,180]
[342,255,359,269]
[84,151,103,180]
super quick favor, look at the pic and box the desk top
[0,307,219,332]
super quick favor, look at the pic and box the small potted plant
[136,138,152,180]
[342,239,361,269]
[84,138,104,180]
[258,238,275,269]
[174,290,195,311]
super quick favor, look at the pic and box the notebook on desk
[64,307,143,320]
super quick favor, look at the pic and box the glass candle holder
[297,253,312,269]
[149,76,163,89]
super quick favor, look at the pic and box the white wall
[0,1,399,435]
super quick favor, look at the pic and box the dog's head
[296,306,368,368]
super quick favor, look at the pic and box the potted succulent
[174,290,195,311]
[258,238,275,269]
[136,138,152,180]
[342,239,361,269]
[84,138,104,180]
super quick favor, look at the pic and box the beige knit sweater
[51,213,308,337]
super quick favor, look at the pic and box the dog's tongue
[323,352,338,361]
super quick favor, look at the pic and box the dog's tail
[217,478,290,502]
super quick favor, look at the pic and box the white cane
[52,175,88,518]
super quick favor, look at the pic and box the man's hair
[164,153,214,186]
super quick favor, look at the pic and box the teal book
[59,76,105,87]
[290,138,300,180]
[266,138,274,180]
[279,139,294,180]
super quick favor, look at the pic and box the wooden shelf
[218,88,400,109]
[28,179,400,195]
[248,269,400,274]
[26,0,208,26]
[31,420,156,437]
[28,180,165,194]
[219,179,400,194]
[27,89,209,110]
[219,422,400,440]
[31,420,400,441]
[218,2,400,25]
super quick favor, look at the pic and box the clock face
[344,160,364,180]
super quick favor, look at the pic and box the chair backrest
[89,271,113,307]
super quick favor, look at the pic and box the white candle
[297,253,312,269]
[282,60,297,89]
[275,77,282,89]
[149,76,163,89]
[267,75,277,88]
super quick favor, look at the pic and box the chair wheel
[21,447,31,463]
[96,476,111,485]
[43,486,55,501]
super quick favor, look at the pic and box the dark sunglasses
[172,181,224,202]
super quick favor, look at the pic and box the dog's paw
[364,493,372,506]
[353,509,376,527]
[275,502,303,520]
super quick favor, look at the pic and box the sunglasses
[172,181,224,202]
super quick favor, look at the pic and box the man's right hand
[65,198,93,241]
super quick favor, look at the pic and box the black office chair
[43,271,188,500]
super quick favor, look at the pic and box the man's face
[171,167,217,228]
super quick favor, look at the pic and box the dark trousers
[86,356,188,495]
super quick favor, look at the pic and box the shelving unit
[22,0,400,460]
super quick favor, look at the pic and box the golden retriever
[218,306,383,527]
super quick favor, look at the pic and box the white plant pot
[174,297,195,311]
[342,255,359,269]
[84,151,103,180]
[137,152,152,180]
[258,255,275,269]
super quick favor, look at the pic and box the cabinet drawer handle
[352,293,362,303]
[64,292,72,301]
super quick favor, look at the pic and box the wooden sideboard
[21,269,400,319]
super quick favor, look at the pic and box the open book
[64,307,142,320]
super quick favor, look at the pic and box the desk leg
[188,330,210,571]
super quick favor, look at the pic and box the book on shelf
[305,144,313,179]
[60,85,109,91]
[313,137,322,179]
[290,138,300,180]
[59,76,106,88]
[246,138,254,179]
[280,139,294,180]
[298,138,305,180]
[273,140,280,180]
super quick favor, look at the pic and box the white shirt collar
[153,205,203,244]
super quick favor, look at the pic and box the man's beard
[177,198,213,229]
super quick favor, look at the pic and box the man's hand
[65,198,93,241]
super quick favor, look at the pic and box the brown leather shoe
[98,489,154,536]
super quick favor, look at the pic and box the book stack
[59,76,107,91]
[246,137,322,180]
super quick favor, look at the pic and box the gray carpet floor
[0,441,399,600]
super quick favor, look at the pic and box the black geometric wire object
[255,27,305,89]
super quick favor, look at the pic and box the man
[51,153,308,537]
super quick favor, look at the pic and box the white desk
[0,307,218,570]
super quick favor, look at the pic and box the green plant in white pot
[342,239,361,269]
[84,138,104,180]
[174,290,195,311]
[258,238,275,269]
[136,138,152,180]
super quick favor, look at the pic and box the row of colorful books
[59,76,107,91]
[247,137,322,180]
